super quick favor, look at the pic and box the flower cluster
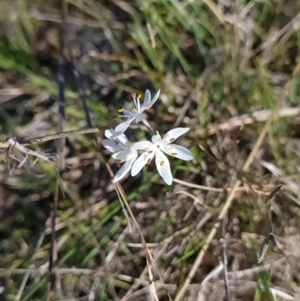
[103,90,194,185]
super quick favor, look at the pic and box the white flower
[131,128,194,185]
[103,130,138,183]
[112,89,160,137]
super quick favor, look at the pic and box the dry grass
[1,0,300,300]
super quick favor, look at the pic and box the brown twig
[197,107,300,136]
[222,218,231,301]
[23,128,100,145]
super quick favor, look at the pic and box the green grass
[1,0,300,300]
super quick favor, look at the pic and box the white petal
[142,90,151,108]
[155,150,173,185]
[160,144,194,161]
[131,151,155,176]
[113,162,131,183]
[102,139,122,153]
[112,150,128,161]
[114,119,134,134]
[135,112,146,123]
[112,148,137,161]
[112,151,138,183]
[163,127,190,144]
[133,141,152,150]
[105,129,129,145]
[142,89,160,110]
[109,131,129,143]
[118,105,134,118]
[105,129,116,139]
[116,134,129,146]
[133,96,138,110]
[152,131,162,143]
[136,97,141,112]
[130,150,138,163]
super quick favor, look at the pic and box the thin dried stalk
[197,107,300,136]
